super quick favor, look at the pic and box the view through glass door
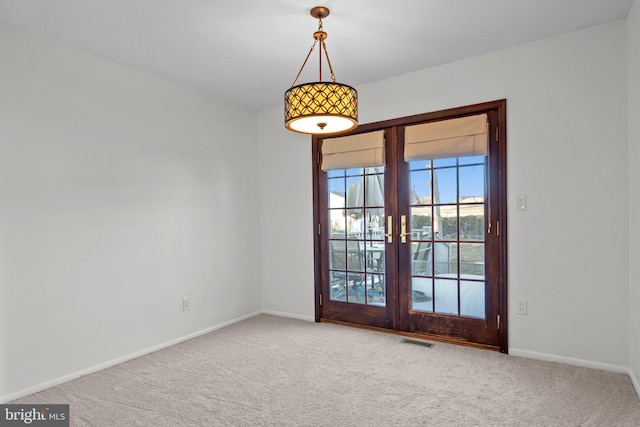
[327,167,386,307]
[313,101,507,352]
[406,157,487,317]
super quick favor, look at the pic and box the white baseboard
[259,309,315,322]
[509,349,640,400]
[509,348,629,374]
[630,368,640,400]
[0,311,262,404]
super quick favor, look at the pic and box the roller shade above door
[321,130,385,171]
[404,114,488,161]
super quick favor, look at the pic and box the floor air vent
[400,338,435,348]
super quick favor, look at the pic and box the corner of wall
[628,0,640,397]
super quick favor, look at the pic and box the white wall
[256,111,316,320]
[258,21,630,367]
[0,25,260,400]
[628,0,640,386]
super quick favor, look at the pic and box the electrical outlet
[516,298,527,315]
[183,297,192,312]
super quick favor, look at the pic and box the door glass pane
[347,241,364,272]
[433,167,457,204]
[434,278,458,315]
[412,277,433,312]
[368,274,385,306]
[329,177,346,238]
[329,271,347,302]
[345,168,363,176]
[329,176,346,199]
[438,205,457,240]
[329,211,345,238]
[365,207,385,243]
[409,160,431,171]
[460,243,484,277]
[458,155,484,166]
[364,166,384,199]
[460,280,485,318]
[346,176,362,208]
[459,164,485,202]
[433,158,456,167]
[364,242,385,273]
[346,208,364,238]
[329,212,346,238]
[327,167,386,307]
[460,206,484,241]
[410,169,432,203]
[411,207,432,240]
[329,239,345,266]
[347,273,366,304]
[411,240,432,276]
[434,242,455,277]
[408,156,486,319]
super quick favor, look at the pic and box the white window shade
[404,114,488,161]
[321,130,385,171]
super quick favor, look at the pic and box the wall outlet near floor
[516,298,527,315]
[183,297,192,312]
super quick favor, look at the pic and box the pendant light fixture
[284,6,358,135]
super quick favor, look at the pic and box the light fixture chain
[321,40,337,83]
[291,39,318,88]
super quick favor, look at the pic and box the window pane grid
[409,157,486,318]
[328,167,385,306]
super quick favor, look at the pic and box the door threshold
[320,318,501,352]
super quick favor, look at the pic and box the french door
[313,100,507,352]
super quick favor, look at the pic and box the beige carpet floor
[15,315,640,426]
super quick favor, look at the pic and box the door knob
[400,215,409,243]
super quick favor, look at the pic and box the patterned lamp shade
[284,82,358,135]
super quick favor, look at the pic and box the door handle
[399,215,409,243]
[383,215,393,243]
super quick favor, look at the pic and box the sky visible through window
[410,156,486,204]
[327,155,486,206]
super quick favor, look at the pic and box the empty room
[1,0,640,425]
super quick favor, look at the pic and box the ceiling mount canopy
[284,6,358,135]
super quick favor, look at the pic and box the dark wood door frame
[312,99,508,353]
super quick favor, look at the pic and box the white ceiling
[0,0,633,109]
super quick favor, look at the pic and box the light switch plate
[516,195,526,211]
[516,299,527,315]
